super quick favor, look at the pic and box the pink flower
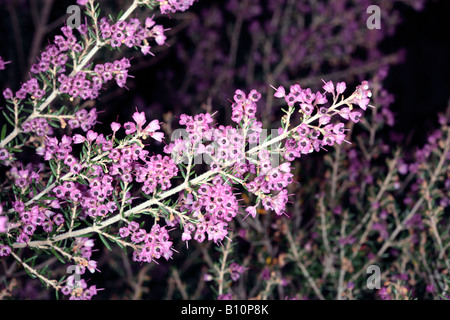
[86,130,98,142]
[245,206,257,219]
[278,162,291,173]
[350,111,362,123]
[110,122,121,132]
[319,115,331,125]
[336,82,346,94]
[76,0,89,5]
[231,109,243,123]
[124,122,136,135]
[132,111,146,130]
[322,80,334,93]
[145,17,156,29]
[141,45,152,55]
[181,232,192,242]
[3,88,13,100]
[151,132,164,142]
[0,245,11,257]
[144,119,160,133]
[0,216,8,233]
[0,148,9,161]
[73,134,86,144]
[339,107,351,120]
[357,98,370,110]
[87,260,98,273]
[273,85,286,98]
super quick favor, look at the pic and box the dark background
[380,0,450,144]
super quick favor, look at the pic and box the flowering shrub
[0,0,448,300]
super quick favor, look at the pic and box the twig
[350,150,401,258]
[131,264,152,300]
[330,145,341,200]
[172,268,189,300]
[286,228,325,300]
[10,251,59,291]
[26,0,55,76]
[337,210,349,300]
[319,196,332,255]
[216,235,233,296]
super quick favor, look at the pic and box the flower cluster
[46,110,168,222]
[58,58,131,100]
[3,77,46,101]
[165,90,265,173]
[119,110,164,141]
[3,11,168,104]
[38,135,73,161]
[272,81,372,163]
[21,118,53,137]
[245,161,293,217]
[99,16,166,55]
[67,108,98,132]
[135,154,178,195]
[61,238,101,300]
[119,222,174,263]
[12,199,64,244]
[53,174,117,219]
[208,126,248,169]
[29,26,74,75]
[61,278,100,300]
[157,0,196,14]
[10,163,42,191]
[72,237,96,261]
[231,89,261,123]
[180,176,239,245]
[164,113,215,164]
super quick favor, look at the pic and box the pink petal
[274,86,286,98]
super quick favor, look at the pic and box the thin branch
[172,268,189,300]
[216,235,233,296]
[286,228,325,300]
[10,251,59,291]
[337,210,349,300]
